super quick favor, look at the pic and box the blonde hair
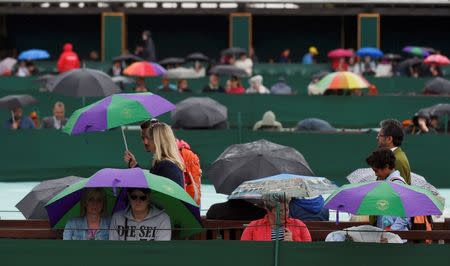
[147,122,185,171]
[80,188,107,217]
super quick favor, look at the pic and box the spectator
[226,76,245,94]
[279,49,291,63]
[234,53,253,76]
[134,77,148,92]
[177,79,192,93]
[429,64,442,77]
[206,199,266,220]
[134,44,145,59]
[202,74,225,93]
[109,60,123,77]
[249,47,259,63]
[27,61,38,76]
[41,101,67,130]
[3,107,35,130]
[333,57,348,71]
[270,77,293,95]
[405,113,437,135]
[302,46,318,64]
[377,119,411,184]
[246,75,270,94]
[29,111,39,128]
[64,188,110,240]
[141,30,156,62]
[16,61,30,77]
[253,111,283,131]
[241,199,312,242]
[358,56,376,76]
[57,43,81,73]
[88,50,99,61]
[157,76,177,92]
[109,188,171,241]
[289,196,329,221]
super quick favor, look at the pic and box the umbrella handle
[11,110,15,124]
[121,126,129,151]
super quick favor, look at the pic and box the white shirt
[53,116,62,130]
[234,58,253,76]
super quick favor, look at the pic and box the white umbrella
[0,57,17,74]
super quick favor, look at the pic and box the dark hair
[380,119,404,146]
[140,119,159,130]
[127,187,151,195]
[366,148,396,170]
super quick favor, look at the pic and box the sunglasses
[130,194,148,201]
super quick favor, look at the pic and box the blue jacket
[63,217,111,240]
[289,196,329,221]
[3,118,35,129]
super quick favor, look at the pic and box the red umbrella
[328,48,354,59]
[123,62,167,77]
[424,54,450,66]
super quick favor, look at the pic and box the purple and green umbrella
[324,181,443,218]
[45,168,202,237]
[402,46,430,57]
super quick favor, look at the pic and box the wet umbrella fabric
[186,53,209,62]
[206,139,315,194]
[16,176,84,219]
[47,68,120,97]
[0,94,38,110]
[209,65,248,77]
[171,97,227,129]
[423,78,450,95]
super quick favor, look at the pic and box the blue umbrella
[18,49,50,60]
[356,47,384,59]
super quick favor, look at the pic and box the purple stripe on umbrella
[85,168,149,188]
[46,189,83,227]
[72,97,112,133]
[120,93,176,117]
[324,182,379,214]
[390,183,442,217]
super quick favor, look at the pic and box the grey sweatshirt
[109,205,171,241]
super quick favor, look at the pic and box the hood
[291,196,324,214]
[262,111,277,125]
[63,43,73,52]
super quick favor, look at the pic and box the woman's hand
[284,228,293,241]
[124,150,137,168]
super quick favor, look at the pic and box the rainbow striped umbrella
[424,54,450,66]
[324,181,443,217]
[123,61,167,77]
[315,71,370,92]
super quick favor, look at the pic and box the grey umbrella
[423,77,450,95]
[16,176,84,219]
[171,97,228,129]
[206,139,315,194]
[221,47,247,56]
[186,52,209,62]
[0,94,38,110]
[47,68,121,97]
[296,118,336,132]
[209,65,248,77]
[159,57,186,66]
[112,54,143,62]
[418,103,450,118]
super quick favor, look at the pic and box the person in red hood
[57,43,80,73]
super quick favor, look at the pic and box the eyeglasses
[130,194,148,201]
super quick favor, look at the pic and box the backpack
[177,140,202,206]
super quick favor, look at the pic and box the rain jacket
[241,214,312,241]
[289,196,330,221]
[57,43,80,73]
[63,217,111,240]
[109,205,171,241]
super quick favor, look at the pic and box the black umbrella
[112,54,143,62]
[209,65,248,77]
[418,104,450,118]
[186,52,209,62]
[171,97,228,129]
[0,94,38,110]
[158,57,185,66]
[47,68,121,97]
[397,58,423,69]
[221,47,247,56]
[296,118,336,132]
[206,139,315,194]
[423,77,450,95]
[382,53,402,60]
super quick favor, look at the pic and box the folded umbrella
[356,47,384,59]
[209,65,248,77]
[171,97,228,129]
[186,52,209,62]
[0,94,38,110]
[18,49,50,61]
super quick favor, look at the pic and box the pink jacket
[240,215,312,242]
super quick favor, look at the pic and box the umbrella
[166,67,202,79]
[345,168,440,197]
[423,78,450,95]
[424,54,450,66]
[0,57,17,74]
[111,76,135,85]
[327,48,354,58]
[221,47,247,56]
[112,54,143,62]
[382,54,402,60]
[325,225,403,243]
[324,181,444,217]
[229,174,337,201]
[47,68,121,97]
[18,49,50,61]
[0,94,38,110]
[45,168,201,237]
[186,52,209,62]
[171,97,228,129]
[209,65,248,77]
[402,46,430,57]
[270,78,292,95]
[356,47,384,59]
[15,176,84,219]
[418,103,450,118]
[158,57,185,66]
[206,139,315,194]
[315,71,370,91]
[123,62,167,77]
[296,118,336,132]
[311,70,330,80]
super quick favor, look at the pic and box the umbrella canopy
[221,47,247,56]
[112,54,143,62]
[315,71,370,91]
[311,70,330,80]
[382,54,402,60]
[418,103,450,118]
[123,62,167,77]
[47,68,121,97]
[229,174,338,201]
[63,92,175,135]
[111,76,135,85]
[166,67,201,79]
[327,48,354,58]
[402,46,430,57]
[209,65,248,77]
[171,97,228,129]
[356,47,384,59]
[186,52,209,62]
[158,57,185,66]
[206,139,315,194]
[324,181,444,217]
[16,176,84,219]
[423,78,450,95]
[18,49,50,60]
[45,168,201,237]
[296,118,336,132]
[35,74,55,85]
[0,94,38,110]
[0,57,17,74]
[424,54,450,65]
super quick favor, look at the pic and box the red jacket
[226,87,245,94]
[57,43,80,73]
[240,215,312,242]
